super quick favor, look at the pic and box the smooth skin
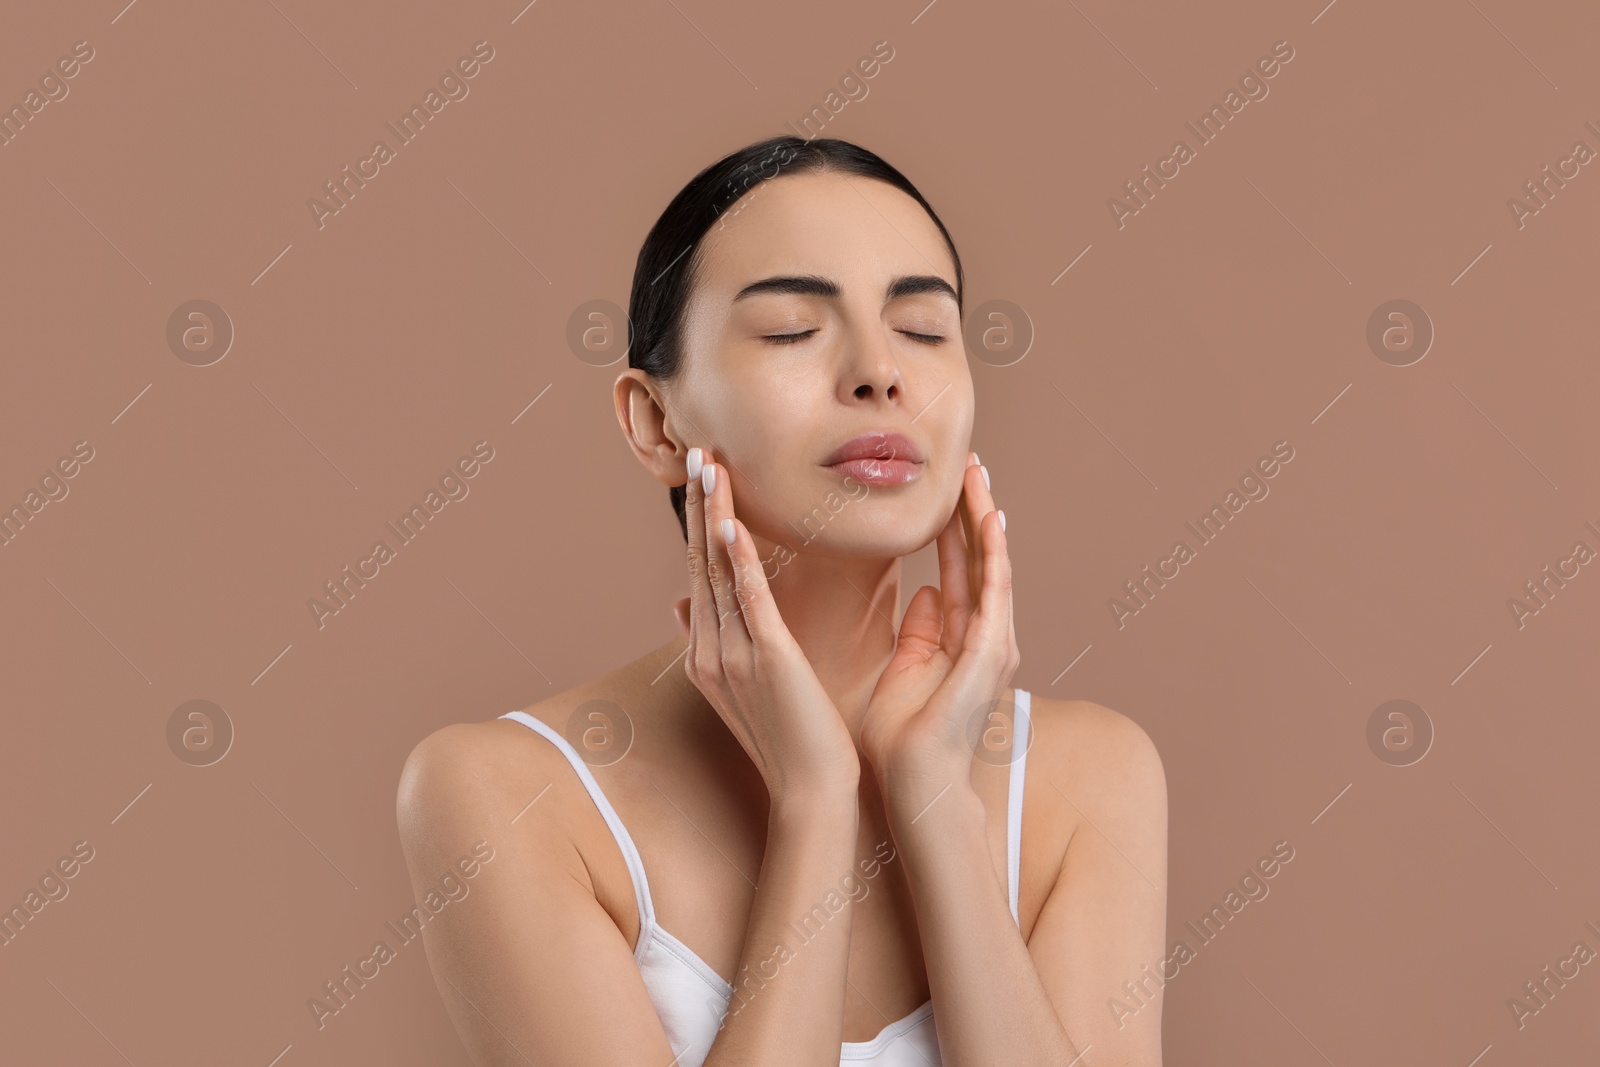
[396,170,1167,1066]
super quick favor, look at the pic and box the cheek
[717,422,816,520]
[718,383,820,470]
[944,457,970,501]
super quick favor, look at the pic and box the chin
[767,499,945,560]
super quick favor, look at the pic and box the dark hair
[626,135,966,542]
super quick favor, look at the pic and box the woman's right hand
[673,445,862,806]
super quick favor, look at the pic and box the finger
[684,447,721,667]
[700,452,750,643]
[963,452,999,604]
[719,515,782,649]
[956,451,977,567]
[943,451,989,649]
[964,507,1014,672]
[969,464,1017,687]
[1002,506,1018,680]
[896,582,945,661]
[934,501,971,656]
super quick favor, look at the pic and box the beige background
[3,0,1598,1063]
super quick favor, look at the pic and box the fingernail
[980,465,990,490]
[720,517,735,545]
[687,447,703,481]
[702,463,716,495]
[998,509,1007,532]
[971,451,981,467]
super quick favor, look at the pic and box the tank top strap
[499,710,657,941]
[1006,688,1032,927]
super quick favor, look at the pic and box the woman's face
[654,170,974,559]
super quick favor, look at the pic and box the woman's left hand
[860,452,1020,792]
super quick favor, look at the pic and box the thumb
[672,596,691,639]
[897,584,943,656]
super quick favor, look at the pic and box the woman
[397,136,1168,1066]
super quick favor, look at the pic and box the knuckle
[977,629,1009,661]
[740,565,768,597]
[721,644,752,679]
[692,649,722,682]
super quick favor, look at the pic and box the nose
[840,327,903,403]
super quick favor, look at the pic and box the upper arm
[395,724,678,1066]
[1025,702,1168,1066]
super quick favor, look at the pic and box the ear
[614,369,688,487]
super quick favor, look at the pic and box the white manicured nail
[971,451,981,467]
[702,463,716,495]
[998,509,1006,532]
[721,518,735,545]
[980,465,990,490]
[687,447,703,481]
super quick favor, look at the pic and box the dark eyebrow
[732,273,958,306]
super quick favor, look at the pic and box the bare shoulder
[397,639,685,833]
[396,719,501,821]
[392,692,627,955]
[1024,693,1166,830]
[394,694,595,854]
[1028,692,1162,776]
[390,688,688,1063]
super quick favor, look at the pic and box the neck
[766,550,905,739]
[665,547,906,751]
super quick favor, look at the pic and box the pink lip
[821,432,926,486]
[822,432,925,466]
[825,457,924,486]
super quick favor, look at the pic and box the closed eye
[762,329,946,345]
[764,330,817,345]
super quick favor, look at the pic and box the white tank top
[499,688,1032,1066]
